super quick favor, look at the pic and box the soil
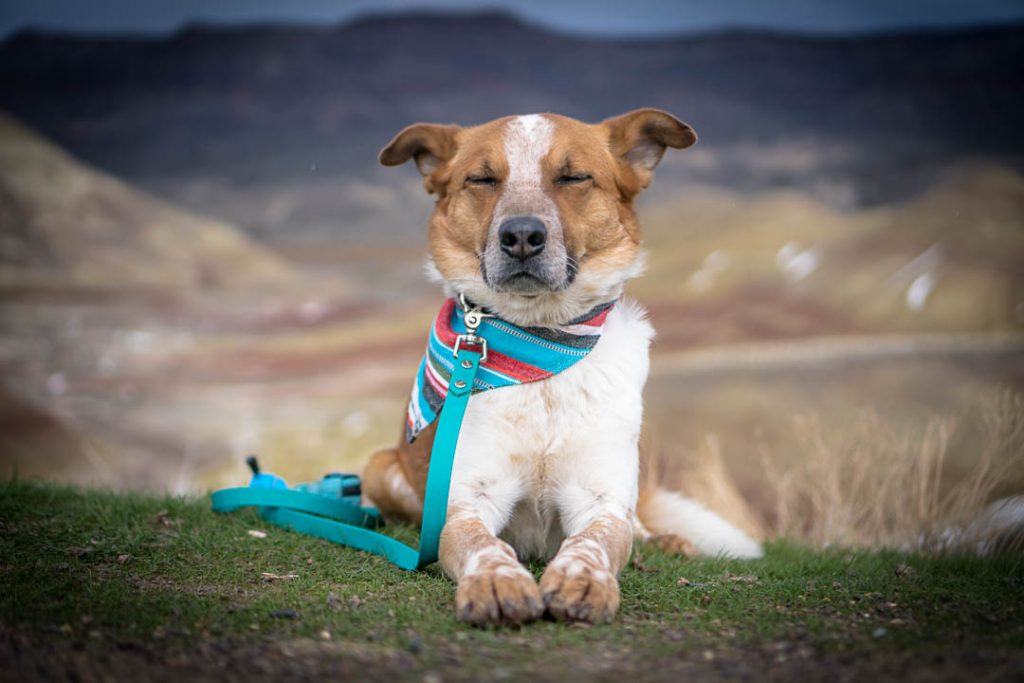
[3,631,1021,683]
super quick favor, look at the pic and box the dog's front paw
[539,562,620,624]
[455,567,544,626]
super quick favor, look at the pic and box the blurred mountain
[0,12,1022,240]
[0,112,294,289]
[636,165,1024,345]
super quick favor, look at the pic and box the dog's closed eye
[556,173,593,185]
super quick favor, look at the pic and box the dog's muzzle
[483,215,571,293]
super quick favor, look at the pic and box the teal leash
[211,313,486,571]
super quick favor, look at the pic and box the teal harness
[211,302,486,571]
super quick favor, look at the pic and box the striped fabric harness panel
[406,297,615,443]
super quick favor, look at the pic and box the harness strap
[211,347,482,570]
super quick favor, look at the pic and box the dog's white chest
[448,300,653,560]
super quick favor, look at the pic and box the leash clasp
[452,333,488,363]
[454,293,492,363]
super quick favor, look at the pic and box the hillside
[636,166,1024,345]
[1,13,1022,240]
[0,112,293,290]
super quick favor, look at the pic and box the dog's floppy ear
[379,123,460,194]
[602,109,696,190]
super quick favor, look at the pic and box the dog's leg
[539,511,632,623]
[361,447,423,525]
[540,439,640,623]
[439,503,544,626]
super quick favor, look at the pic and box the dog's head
[379,110,696,325]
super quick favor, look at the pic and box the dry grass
[643,432,767,542]
[653,388,1024,555]
[760,387,1024,553]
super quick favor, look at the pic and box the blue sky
[2,0,1023,38]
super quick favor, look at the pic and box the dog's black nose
[498,216,547,261]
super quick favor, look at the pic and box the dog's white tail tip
[962,495,1024,555]
[638,488,764,559]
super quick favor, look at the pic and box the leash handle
[211,487,382,528]
[211,346,482,571]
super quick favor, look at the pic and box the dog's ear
[602,109,696,191]
[379,123,460,194]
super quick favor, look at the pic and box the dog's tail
[636,487,764,559]
[953,495,1024,555]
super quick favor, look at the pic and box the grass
[2,478,1023,680]
[760,388,1024,552]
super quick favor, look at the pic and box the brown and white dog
[361,109,762,626]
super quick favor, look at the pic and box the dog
[361,109,762,626]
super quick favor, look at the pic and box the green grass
[2,478,1023,679]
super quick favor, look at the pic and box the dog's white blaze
[504,114,552,189]
[496,114,558,222]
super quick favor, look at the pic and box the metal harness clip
[453,293,492,363]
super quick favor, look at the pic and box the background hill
[1,12,1023,241]
[0,112,293,290]
[637,166,1024,344]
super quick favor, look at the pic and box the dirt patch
[2,631,1021,683]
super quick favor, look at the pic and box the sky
[2,0,1023,39]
